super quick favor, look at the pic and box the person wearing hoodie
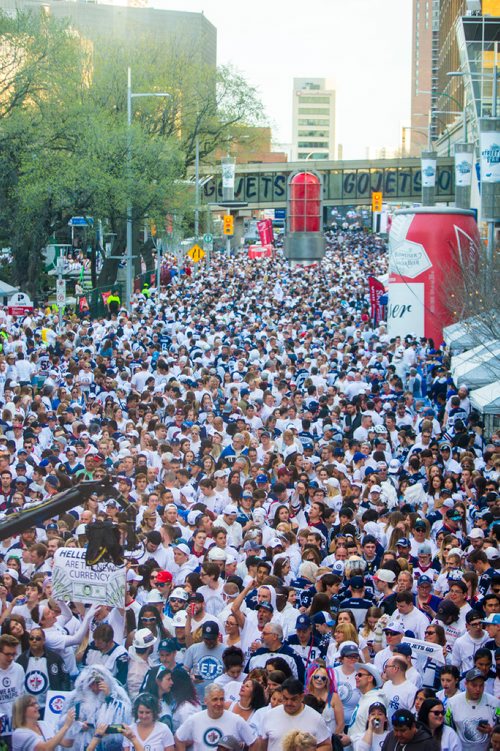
[381,709,440,751]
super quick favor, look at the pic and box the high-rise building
[291,78,336,161]
[409,0,436,156]
[410,0,500,156]
[0,0,217,68]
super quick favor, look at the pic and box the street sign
[8,292,33,317]
[56,279,66,307]
[68,216,94,227]
[223,215,234,235]
[187,244,205,263]
[371,192,383,212]
[203,233,213,244]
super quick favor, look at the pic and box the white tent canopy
[470,382,500,415]
[443,311,499,354]
[451,339,500,389]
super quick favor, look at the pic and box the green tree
[0,11,266,296]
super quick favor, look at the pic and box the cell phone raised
[105,725,125,734]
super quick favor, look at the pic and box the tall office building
[0,0,217,68]
[409,0,438,156]
[410,0,500,156]
[291,78,336,161]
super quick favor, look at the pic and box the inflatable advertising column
[388,207,480,346]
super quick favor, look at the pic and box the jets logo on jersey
[204,728,222,747]
[26,670,48,695]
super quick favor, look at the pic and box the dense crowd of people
[0,230,498,751]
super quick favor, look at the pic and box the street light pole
[194,134,200,239]
[126,67,170,312]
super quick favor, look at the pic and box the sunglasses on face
[430,710,445,716]
[29,636,43,641]
[312,675,327,682]
[141,617,156,622]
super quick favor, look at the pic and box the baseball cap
[384,621,404,634]
[170,587,188,602]
[158,638,178,652]
[393,643,412,657]
[256,474,268,483]
[146,590,164,604]
[223,504,238,516]
[217,736,241,751]
[258,602,274,613]
[157,571,173,584]
[340,643,360,658]
[482,613,500,625]
[352,452,367,463]
[469,528,485,539]
[174,543,191,557]
[417,543,432,555]
[296,614,311,630]
[172,611,188,627]
[396,538,411,547]
[465,668,486,682]
[208,547,227,561]
[392,709,415,727]
[312,611,335,626]
[417,575,433,586]
[350,575,365,589]
[202,621,220,638]
[374,569,396,584]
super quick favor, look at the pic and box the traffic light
[371,192,383,213]
[223,214,234,235]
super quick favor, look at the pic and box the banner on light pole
[480,130,500,183]
[455,150,474,186]
[421,157,437,187]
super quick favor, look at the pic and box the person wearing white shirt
[392,592,429,640]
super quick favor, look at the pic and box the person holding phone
[444,668,499,751]
[352,702,389,751]
[121,693,174,751]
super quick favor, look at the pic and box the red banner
[248,244,273,259]
[79,296,89,312]
[257,219,274,246]
[101,290,111,305]
[368,276,386,325]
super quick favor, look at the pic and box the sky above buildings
[154,0,413,159]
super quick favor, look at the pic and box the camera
[372,719,381,728]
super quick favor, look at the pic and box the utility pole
[126,67,170,311]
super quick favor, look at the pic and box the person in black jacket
[381,708,440,751]
[16,626,71,717]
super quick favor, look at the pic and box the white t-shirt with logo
[176,709,256,751]
[123,720,174,751]
[0,662,25,734]
[446,690,499,751]
[381,679,418,715]
[24,655,50,707]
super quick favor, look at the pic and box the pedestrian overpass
[200,157,456,210]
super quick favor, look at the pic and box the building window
[298,108,330,115]
[298,118,330,126]
[298,95,330,104]
[298,141,329,148]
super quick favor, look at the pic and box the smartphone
[106,725,124,734]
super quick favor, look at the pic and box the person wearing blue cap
[285,614,324,669]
